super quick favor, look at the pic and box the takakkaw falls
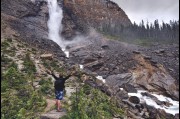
[47,0,69,58]
[1,0,179,118]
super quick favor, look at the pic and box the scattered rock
[133,50,141,54]
[163,101,173,107]
[101,45,110,50]
[154,49,165,54]
[142,54,152,60]
[122,84,137,93]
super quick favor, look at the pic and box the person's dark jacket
[51,73,71,91]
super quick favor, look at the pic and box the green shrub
[23,53,36,74]
[1,41,10,50]
[3,67,25,90]
[62,84,124,119]
[39,78,54,97]
[1,66,47,119]
[1,54,13,67]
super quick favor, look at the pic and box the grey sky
[111,0,179,24]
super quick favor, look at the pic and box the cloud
[111,0,179,24]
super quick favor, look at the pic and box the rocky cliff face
[1,0,131,44]
[1,0,66,59]
[62,0,131,39]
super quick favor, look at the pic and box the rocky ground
[66,31,179,118]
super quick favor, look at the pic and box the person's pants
[55,90,64,100]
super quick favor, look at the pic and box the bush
[3,67,25,90]
[1,66,46,119]
[1,40,10,50]
[62,84,124,119]
[39,78,54,97]
[1,54,13,67]
[23,53,36,74]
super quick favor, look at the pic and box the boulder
[122,84,137,93]
[116,90,129,100]
[129,96,140,104]
[40,54,53,59]
[154,49,165,54]
[106,73,132,88]
[132,58,179,101]
[101,45,110,50]
[133,50,141,54]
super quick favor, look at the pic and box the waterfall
[47,0,69,57]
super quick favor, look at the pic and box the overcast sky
[111,0,179,24]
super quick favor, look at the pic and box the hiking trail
[40,77,76,119]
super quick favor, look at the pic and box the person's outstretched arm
[64,75,72,81]
[64,71,76,81]
[51,72,59,80]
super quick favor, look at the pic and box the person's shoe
[57,108,63,112]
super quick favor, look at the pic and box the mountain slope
[62,0,131,39]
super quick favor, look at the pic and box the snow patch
[120,88,124,91]
[96,76,106,83]
[79,65,84,69]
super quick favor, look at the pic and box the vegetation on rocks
[62,83,124,119]
[1,63,47,119]
[1,39,48,119]
[1,38,125,119]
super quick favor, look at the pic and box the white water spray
[47,0,69,57]
[128,90,179,115]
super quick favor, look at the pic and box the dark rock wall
[62,0,132,39]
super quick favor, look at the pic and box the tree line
[99,19,179,44]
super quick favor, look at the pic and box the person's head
[59,72,64,77]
